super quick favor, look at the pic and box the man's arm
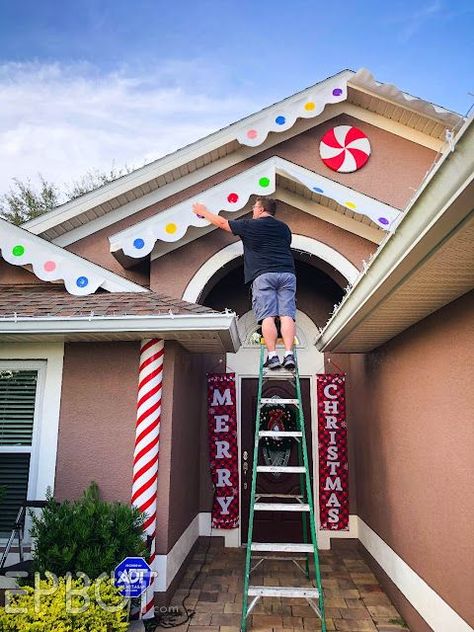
[192,203,231,232]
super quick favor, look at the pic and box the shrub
[0,575,129,631]
[30,483,148,579]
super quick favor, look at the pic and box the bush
[30,483,148,579]
[0,575,129,631]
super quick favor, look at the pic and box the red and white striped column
[131,338,164,619]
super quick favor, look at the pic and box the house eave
[0,313,241,353]
[316,117,474,353]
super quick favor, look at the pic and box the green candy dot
[12,245,25,257]
[259,177,270,188]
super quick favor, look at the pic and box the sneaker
[282,353,296,370]
[263,355,281,370]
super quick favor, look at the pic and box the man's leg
[262,317,278,352]
[280,316,296,352]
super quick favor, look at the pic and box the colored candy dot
[165,223,177,234]
[76,276,89,288]
[275,115,286,125]
[304,102,315,111]
[332,88,343,96]
[43,261,56,272]
[259,177,270,188]
[247,129,258,139]
[227,193,239,203]
[345,202,357,209]
[133,238,145,249]
[378,217,389,225]
[313,187,324,194]
[12,245,25,257]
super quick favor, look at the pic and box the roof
[0,284,216,317]
[316,116,474,353]
[23,68,464,245]
[0,285,240,352]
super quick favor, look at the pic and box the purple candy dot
[378,217,389,225]
[197,214,204,219]
[332,88,343,96]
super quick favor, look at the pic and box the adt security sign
[114,557,152,598]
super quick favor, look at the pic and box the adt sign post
[114,557,152,601]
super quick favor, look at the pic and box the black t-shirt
[228,215,295,284]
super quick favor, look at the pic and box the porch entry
[240,377,313,544]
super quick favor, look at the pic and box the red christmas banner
[317,374,349,530]
[207,373,239,528]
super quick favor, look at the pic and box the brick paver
[161,539,410,631]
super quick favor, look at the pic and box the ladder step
[248,586,319,599]
[259,431,302,438]
[251,543,315,553]
[260,398,299,405]
[257,466,306,473]
[254,503,310,512]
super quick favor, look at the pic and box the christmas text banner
[207,373,239,528]
[317,374,349,530]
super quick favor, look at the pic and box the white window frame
[0,343,64,544]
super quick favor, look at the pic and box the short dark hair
[256,197,277,215]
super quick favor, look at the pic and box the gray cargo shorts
[251,272,296,323]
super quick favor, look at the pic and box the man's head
[252,197,277,219]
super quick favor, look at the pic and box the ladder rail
[294,347,327,628]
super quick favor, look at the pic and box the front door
[240,377,313,544]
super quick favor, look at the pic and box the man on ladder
[192,196,297,369]
[193,197,327,631]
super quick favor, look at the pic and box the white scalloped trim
[0,218,147,296]
[110,157,401,259]
[235,77,348,147]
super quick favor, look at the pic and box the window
[0,363,44,538]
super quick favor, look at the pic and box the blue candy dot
[133,238,145,249]
[313,186,324,193]
[275,115,286,125]
[76,276,89,288]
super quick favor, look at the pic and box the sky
[0,0,473,197]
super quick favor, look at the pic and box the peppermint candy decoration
[319,125,371,173]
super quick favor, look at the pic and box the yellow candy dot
[345,202,357,209]
[304,102,316,111]
[165,223,177,234]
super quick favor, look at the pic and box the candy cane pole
[131,338,164,619]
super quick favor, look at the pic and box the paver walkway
[165,539,410,631]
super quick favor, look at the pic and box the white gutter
[0,312,241,351]
[317,116,474,352]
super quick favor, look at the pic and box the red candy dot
[43,260,56,272]
[247,129,258,139]
[227,193,239,203]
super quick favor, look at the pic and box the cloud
[0,60,261,197]
[386,0,443,41]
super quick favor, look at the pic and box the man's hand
[191,202,231,232]
[192,202,208,218]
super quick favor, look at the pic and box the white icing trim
[182,235,359,304]
[235,76,348,147]
[0,218,147,296]
[110,156,400,259]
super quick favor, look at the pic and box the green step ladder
[240,341,327,632]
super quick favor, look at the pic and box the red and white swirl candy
[319,125,371,173]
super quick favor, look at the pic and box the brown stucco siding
[0,259,45,285]
[347,291,474,628]
[55,342,140,503]
[67,113,435,276]
[150,205,376,300]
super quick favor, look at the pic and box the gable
[23,68,463,247]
